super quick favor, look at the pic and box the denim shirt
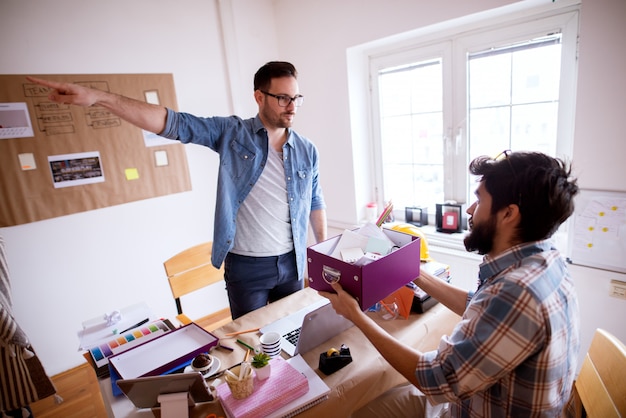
[160,109,326,280]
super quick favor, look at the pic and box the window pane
[378,59,444,211]
[512,43,561,104]
[469,107,511,159]
[380,70,412,116]
[469,53,512,108]
[467,34,562,204]
[511,102,558,154]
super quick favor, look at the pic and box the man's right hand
[26,76,104,107]
[319,281,364,324]
[25,76,168,134]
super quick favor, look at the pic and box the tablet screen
[116,372,213,408]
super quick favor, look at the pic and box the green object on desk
[236,339,255,351]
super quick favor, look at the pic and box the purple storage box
[307,228,421,310]
[108,323,219,380]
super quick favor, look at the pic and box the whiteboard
[566,189,626,273]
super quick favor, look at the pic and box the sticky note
[125,168,139,180]
[144,91,160,105]
[18,153,36,170]
[154,150,168,166]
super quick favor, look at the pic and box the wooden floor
[30,363,107,418]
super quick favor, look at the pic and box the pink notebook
[217,357,309,418]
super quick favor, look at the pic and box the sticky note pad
[18,153,37,170]
[125,168,139,180]
[144,90,160,105]
[154,150,168,166]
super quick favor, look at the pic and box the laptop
[260,298,354,356]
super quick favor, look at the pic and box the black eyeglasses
[494,149,517,178]
[260,90,304,107]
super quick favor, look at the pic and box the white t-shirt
[231,148,293,256]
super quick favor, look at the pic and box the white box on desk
[108,323,218,380]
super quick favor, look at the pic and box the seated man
[321,151,580,417]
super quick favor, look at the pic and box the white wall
[1,0,625,378]
[0,0,278,375]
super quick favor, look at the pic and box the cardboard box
[307,228,421,310]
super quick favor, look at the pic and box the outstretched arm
[26,76,168,134]
[414,270,469,317]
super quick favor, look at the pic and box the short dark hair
[469,151,579,242]
[253,61,298,91]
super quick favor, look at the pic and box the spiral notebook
[273,355,330,417]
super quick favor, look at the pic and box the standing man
[322,151,580,417]
[28,61,327,319]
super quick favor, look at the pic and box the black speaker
[405,207,428,227]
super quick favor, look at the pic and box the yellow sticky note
[125,168,139,180]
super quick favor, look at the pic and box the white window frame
[360,1,580,229]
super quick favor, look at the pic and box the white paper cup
[259,332,281,358]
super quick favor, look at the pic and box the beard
[260,107,294,129]
[464,215,497,255]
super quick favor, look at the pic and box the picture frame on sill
[405,206,428,227]
[435,203,465,233]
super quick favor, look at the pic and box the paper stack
[329,223,396,265]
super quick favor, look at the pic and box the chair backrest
[574,328,626,417]
[164,242,225,316]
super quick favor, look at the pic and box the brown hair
[253,61,298,91]
[469,151,579,241]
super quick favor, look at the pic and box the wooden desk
[99,288,459,417]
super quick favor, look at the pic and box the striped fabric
[416,240,580,417]
[0,236,56,412]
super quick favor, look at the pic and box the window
[367,5,579,225]
[378,58,445,212]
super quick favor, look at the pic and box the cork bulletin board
[0,74,191,227]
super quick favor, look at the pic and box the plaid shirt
[416,240,580,417]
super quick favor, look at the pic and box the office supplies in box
[108,322,218,381]
[78,302,155,351]
[307,227,421,311]
[411,261,451,313]
[87,319,176,378]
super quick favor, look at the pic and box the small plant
[251,352,270,368]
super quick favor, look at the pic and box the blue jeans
[224,250,303,319]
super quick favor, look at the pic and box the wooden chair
[164,242,231,331]
[569,328,626,417]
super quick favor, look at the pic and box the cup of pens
[224,362,254,399]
